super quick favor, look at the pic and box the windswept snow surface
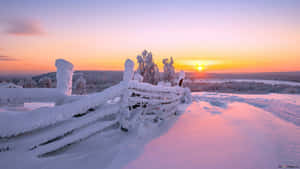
[1,93,299,169]
[122,93,300,169]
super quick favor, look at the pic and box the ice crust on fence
[55,59,74,96]
[0,57,190,160]
[0,83,125,137]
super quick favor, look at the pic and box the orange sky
[0,0,299,74]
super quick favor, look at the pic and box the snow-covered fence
[0,83,124,137]
[0,59,74,105]
[120,59,187,130]
[0,58,189,156]
[0,83,124,156]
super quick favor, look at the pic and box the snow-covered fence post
[178,70,185,87]
[176,71,192,103]
[55,59,74,96]
[120,59,134,131]
[123,59,134,82]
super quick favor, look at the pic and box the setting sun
[197,66,204,72]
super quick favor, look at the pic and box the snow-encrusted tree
[162,57,176,83]
[74,74,87,95]
[136,55,145,76]
[38,77,52,88]
[136,50,160,85]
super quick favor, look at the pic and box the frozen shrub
[162,57,176,84]
[135,50,183,86]
[136,50,160,85]
[136,55,145,76]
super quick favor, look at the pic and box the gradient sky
[0,0,299,74]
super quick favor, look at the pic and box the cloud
[0,55,17,61]
[5,19,45,36]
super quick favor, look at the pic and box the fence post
[55,59,74,96]
[120,59,134,131]
[123,59,134,82]
[178,70,185,87]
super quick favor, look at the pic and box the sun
[197,66,204,72]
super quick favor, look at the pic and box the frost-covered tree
[162,57,176,83]
[74,74,87,95]
[39,77,52,88]
[153,64,160,84]
[136,50,160,85]
[136,55,145,76]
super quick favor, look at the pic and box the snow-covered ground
[1,92,299,169]
[123,93,300,169]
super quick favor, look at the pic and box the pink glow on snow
[123,100,300,169]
